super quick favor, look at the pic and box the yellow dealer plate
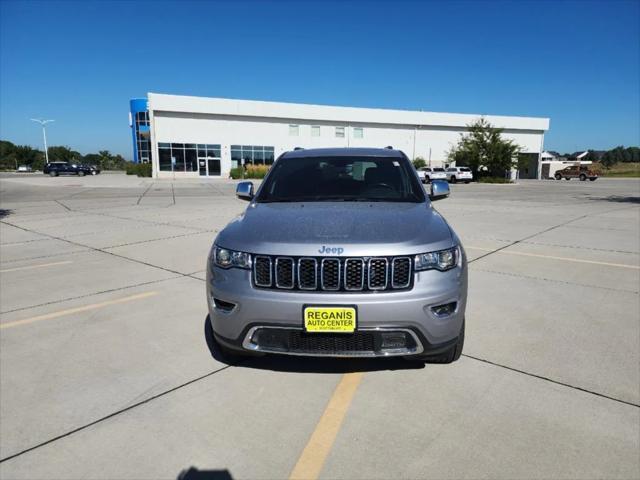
[303,306,357,333]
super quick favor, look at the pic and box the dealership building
[129,93,550,179]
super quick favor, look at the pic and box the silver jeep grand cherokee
[206,148,467,363]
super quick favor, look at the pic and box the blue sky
[1,0,638,159]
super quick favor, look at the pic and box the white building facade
[144,93,550,179]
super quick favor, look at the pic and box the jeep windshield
[257,156,426,203]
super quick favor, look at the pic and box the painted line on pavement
[0,291,158,330]
[0,260,72,273]
[289,372,364,480]
[467,246,640,270]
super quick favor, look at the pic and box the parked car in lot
[445,166,473,183]
[16,165,32,172]
[43,162,94,177]
[207,147,467,364]
[418,167,447,183]
[554,165,598,181]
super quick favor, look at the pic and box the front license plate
[303,306,356,333]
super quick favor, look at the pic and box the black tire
[579,174,587,181]
[464,180,470,184]
[565,177,570,181]
[426,177,431,184]
[589,177,597,181]
[555,174,562,180]
[49,171,57,177]
[407,319,465,364]
[450,176,457,183]
[78,171,85,177]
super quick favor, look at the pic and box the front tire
[464,180,470,184]
[450,176,457,183]
[555,174,562,180]
[589,177,597,181]
[407,320,465,364]
[565,177,570,181]
[579,174,587,181]
[78,171,85,177]
[91,171,97,175]
[49,171,57,177]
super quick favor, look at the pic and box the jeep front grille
[252,255,413,292]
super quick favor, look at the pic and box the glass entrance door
[198,157,221,176]
[207,157,221,176]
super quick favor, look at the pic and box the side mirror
[429,180,450,201]
[236,181,254,201]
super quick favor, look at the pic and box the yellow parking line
[467,246,640,270]
[289,372,363,480]
[0,260,72,273]
[0,291,159,330]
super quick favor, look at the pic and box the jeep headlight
[414,246,459,271]
[212,246,251,269]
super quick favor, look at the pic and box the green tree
[48,146,81,162]
[447,118,521,177]
[0,140,17,169]
[14,145,43,169]
[412,157,426,169]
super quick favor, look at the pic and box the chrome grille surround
[367,258,388,290]
[344,258,365,291]
[253,256,272,287]
[297,257,318,290]
[391,257,412,289]
[274,257,294,289]
[251,255,413,292]
[320,258,341,291]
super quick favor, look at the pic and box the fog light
[431,302,457,318]
[255,330,287,351]
[381,332,407,349]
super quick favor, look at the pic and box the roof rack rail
[385,146,394,149]
[293,147,304,151]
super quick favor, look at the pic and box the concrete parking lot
[0,173,638,479]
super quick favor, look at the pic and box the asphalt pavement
[0,173,638,479]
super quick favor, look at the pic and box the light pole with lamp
[30,118,54,164]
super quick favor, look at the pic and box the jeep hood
[215,202,455,257]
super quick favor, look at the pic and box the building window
[335,126,345,138]
[353,127,363,139]
[230,145,275,166]
[158,142,219,172]
[197,144,221,159]
[289,124,299,136]
[135,111,149,127]
[311,125,320,137]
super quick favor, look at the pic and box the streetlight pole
[30,118,54,163]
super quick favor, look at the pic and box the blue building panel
[129,98,150,164]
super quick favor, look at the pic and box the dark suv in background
[43,162,98,176]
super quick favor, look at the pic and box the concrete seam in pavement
[521,240,639,255]
[0,366,232,464]
[136,183,153,205]
[53,199,72,211]
[0,249,90,265]
[0,220,206,283]
[462,354,640,408]
[466,203,638,266]
[0,275,184,315]
[470,267,640,294]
